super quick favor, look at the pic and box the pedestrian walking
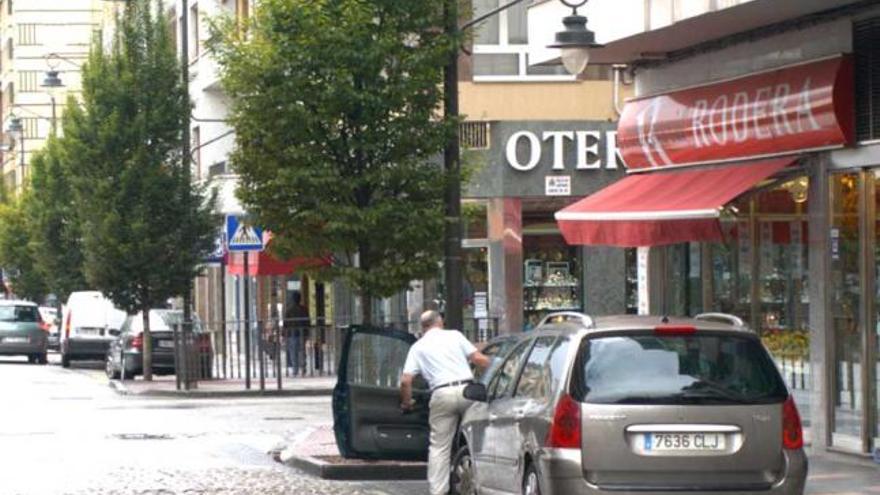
[399,310,490,495]
[284,291,309,374]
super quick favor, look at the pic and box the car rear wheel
[522,463,541,495]
[450,444,477,495]
[105,355,120,379]
[61,351,70,368]
[37,352,47,365]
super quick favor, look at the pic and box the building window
[472,0,571,81]
[18,71,36,92]
[6,38,12,62]
[17,24,37,45]
[22,117,38,139]
[460,121,490,150]
[855,16,880,141]
[7,0,11,16]
[189,3,199,60]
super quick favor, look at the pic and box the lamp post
[443,0,599,331]
[41,62,64,135]
[7,116,24,187]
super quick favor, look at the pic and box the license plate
[78,328,101,336]
[645,433,725,451]
[158,340,175,349]
[3,337,28,344]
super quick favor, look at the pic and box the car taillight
[654,325,696,335]
[782,396,803,450]
[545,394,581,449]
[131,335,144,350]
[65,311,71,339]
[39,321,51,332]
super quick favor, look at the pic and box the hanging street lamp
[549,0,604,75]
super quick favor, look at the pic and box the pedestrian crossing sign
[226,215,264,252]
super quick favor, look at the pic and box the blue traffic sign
[226,215,264,252]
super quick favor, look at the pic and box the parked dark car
[0,300,48,364]
[105,310,212,379]
[333,312,807,495]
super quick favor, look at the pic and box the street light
[549,0,604,75]
[6,115,24,187]
[41,55,65,135]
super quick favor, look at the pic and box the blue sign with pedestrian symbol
[226,215,264,252]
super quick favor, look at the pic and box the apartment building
[0,0,116,194]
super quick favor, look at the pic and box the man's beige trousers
[428,384,472,495]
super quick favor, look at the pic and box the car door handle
[489,413,499,422]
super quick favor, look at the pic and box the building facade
[532,0,880,457]
[0,0,116,194]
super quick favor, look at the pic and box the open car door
[333,326,430,460]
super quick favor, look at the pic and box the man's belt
[432,379,473,392]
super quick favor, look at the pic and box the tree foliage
[59,0,215,318]
[0,194,48,302]
[25,133,87,302]
[212,0,455,322]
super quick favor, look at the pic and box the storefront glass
[522,233,582,332]
[829,172,863,444]
[661,179,813,429]
[463,246,490,339]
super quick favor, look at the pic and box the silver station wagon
[0,300,48,364]
[333,312,807,495]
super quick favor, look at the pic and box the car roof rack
[694,312,746,328]
[539,311,595,328]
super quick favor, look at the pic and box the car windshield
[572,332,788,405]
[0,305,39,323]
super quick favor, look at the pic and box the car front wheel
[450,444,477,495]
[105,354,120,379]
[522,463,542,495]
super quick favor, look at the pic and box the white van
[60,291,127,368]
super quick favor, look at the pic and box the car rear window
[571,332,787,405]
[0,305,39,323]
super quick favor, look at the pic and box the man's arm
[399,373,415,411]
[468,350,491,369]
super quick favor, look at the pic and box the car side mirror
[463,382,488,402]
[108,329,121,337]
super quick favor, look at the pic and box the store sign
[545,176,571,196]
[505,130,622,171]
[618,56,854,170]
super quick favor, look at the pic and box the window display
[522,234,582,331]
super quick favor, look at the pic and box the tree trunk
[362,293,373,327]
[142,309,153,381]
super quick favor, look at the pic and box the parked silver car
[0,300,48,364]
[334,313,807,495]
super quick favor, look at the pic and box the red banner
[618,56,854,171]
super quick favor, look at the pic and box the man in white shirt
[400,310,490,495]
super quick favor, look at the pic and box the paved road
[0,355,425,495]
[2,355,879,495]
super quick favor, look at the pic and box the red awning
[226,251,330,277]
[555,157,795,247]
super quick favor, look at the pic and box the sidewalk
[110,375,336,398]
[806,449,880,494]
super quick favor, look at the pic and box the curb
[282,454,426,481]
[107,380,333,399]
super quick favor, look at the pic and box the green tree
[212,0,455,324]
[0,194,48,303]
[25,132,88,303]
[61,1,216,380]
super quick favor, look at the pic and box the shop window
[625,248,638,314]
[854,16,880,141]
[523,234,582,331]
[462,246,489,340]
